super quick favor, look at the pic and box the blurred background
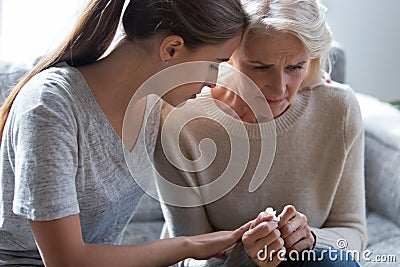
[0,0,84,62]
[321,0,400,102]
[0,0,399,101]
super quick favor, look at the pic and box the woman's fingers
[251,228,281,251]
[243,221,279,246]
[242,221,284,266]
[279,213,305,239]
[278,205,314,252]
[285,226,315,251]
[253,238,286,267]
[288,235,314,252]
[322,70,332,83]
[278,205,297,228]
[253,232,284,256]
[189,230,241,260]
[191,217,280,261]
[241,205,315,265]
[251,212,274,229]
[232,220,253,240]
[283,225,307,249]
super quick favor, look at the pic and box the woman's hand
[30,215,252,266]
[188,220,252,260]
[242,212,285,266]
[278,205,315,252]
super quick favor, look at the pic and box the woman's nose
[264,72,286,96]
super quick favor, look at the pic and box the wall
[1,0,399,101]
[0,0,85,63]
[321,0,400,101]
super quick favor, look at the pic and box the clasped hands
[242,205,315,266]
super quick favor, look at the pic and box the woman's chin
[271,105,290,119]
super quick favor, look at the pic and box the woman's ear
[159,35,185,63]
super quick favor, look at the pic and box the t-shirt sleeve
[11,81,80,221]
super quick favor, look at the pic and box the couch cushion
[366,212,400,247]
[360,237,400,266]
[121,220,164,245]
[359,212,400,266]
[131,193,164,222]
[356,93,400,227]
[360,212,400,267]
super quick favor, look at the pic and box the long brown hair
[0,0,248,141]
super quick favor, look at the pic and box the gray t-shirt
[0,63,160,265]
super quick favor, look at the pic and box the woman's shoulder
[313,80,354,97]
[22,63,84,98]
[309,81,363,138]
[310,81,360,110]
[13,63,88,115]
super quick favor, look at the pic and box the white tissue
[265,207,280,222]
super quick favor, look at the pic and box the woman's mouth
[266,98,285,106]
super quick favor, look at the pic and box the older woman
[154,0,366,266]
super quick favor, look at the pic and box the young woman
[155,0,366,266]
[0,0,250,266]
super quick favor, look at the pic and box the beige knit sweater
[154,82,367,266]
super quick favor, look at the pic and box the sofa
[1,46,399,266]
[122,42,400,266]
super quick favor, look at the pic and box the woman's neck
[77,40,159,139]
[211,86,260,123]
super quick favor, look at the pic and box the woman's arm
[310,90,367,251]
[30,214,250,267]
[310,129,367,251]
[154,102,243,266]
[154,137,225,267]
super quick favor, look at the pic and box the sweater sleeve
[155,151,256,267]
[154,104,227,267]
[311,89,367,252]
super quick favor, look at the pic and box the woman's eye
[254,66,270,71]
[288,66,304,72]
[218,58,230,62]
[209,64,219,71]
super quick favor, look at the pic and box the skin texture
[212,32,316,266]
[242,205,315,267]
[28,34,248,267]
[213,31,310,122]
[160,34,243,107]
[78,34,242,138]
[243,213,286,266]
[30,215,252,267]
[278,205,315,253]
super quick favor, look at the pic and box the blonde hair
[241,0,333,88]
